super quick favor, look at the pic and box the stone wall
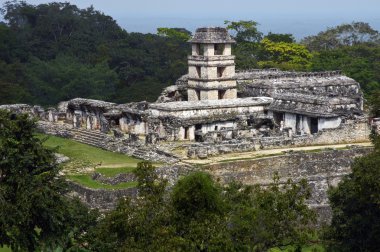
[187,119,370,158]
[204,147,373,224]
[67,181,137,210]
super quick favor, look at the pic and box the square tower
[187,27,237,101]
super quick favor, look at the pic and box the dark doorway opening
[273,112,284,126]
[184,127,189,139]
[195,124,202,142]
[296,115,301,134]
[218,90,226,100]
[310,117,318,134]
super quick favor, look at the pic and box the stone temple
[1,27,371,160]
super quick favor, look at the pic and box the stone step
[71,129,107,137]
[72,136,104,146]
[72,129,108,139]
[72,135,103,142]
[73,134,105,142]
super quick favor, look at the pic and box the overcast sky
[3,0,380,39]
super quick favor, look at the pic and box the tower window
[217,67,226,78]
[214,44,225,55]
[196,66,201,78]
[196,90,201,100]
[195,44,205,56]
[218,90,226,100]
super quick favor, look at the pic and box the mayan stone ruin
[1,27,377,220]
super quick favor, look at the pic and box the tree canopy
[0,2,379,109]
[327,136,380,251]
[0,110,96,251]
[84,167,316,251]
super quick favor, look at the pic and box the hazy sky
[3,0,380,38]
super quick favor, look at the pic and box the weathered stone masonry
[204,146,374,223]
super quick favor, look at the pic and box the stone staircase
[71,128,110,148]
[70,127,179,163]
[38,121,180,163]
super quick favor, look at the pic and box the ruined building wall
[204,147,373,223]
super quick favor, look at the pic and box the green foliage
[25,55,118,105]
[225,20,312,71]
[327,138,380,251]
[0,1,189,105]
[86,169,317,251]
[85,162,172,251]
[265,32,296,43]
[225,20,263,43]
[134,161,167,199]
[225,20,263,69]
[302,22,380,51]
[172,172,224,220]
[157,27,191,41]
[258,38,313,71]
[226,174,316,251]
[369,90,380,117]
[0,110,96,251]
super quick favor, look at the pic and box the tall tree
[258,38,313,71]
[264,32,295,43]
[0,110,96,251]
[327,136,380,251]
[225,20,263,69]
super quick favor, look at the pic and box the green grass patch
[95,167,135,177]
[0,246,11,252]
[37,134,141,166]
[67,174,137,189]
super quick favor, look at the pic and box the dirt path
[182,142,373,165]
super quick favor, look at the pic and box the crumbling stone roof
[0,104,32,110]
[272,93,357,105]
[236,69,342,79]
[116,102,149,115]
[268,93,361,117]
[150,97,272,111]
[68,98,116,110]
[236,70,358,88]
[189,27,236,44]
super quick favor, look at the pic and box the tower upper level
[187,27,237,101]
[189,27,235,57]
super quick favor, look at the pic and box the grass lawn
[95,167,135,177]
[67,174,137,189]
[37,134,141,166]
[36,134,143,189]
[0,247,11,252]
